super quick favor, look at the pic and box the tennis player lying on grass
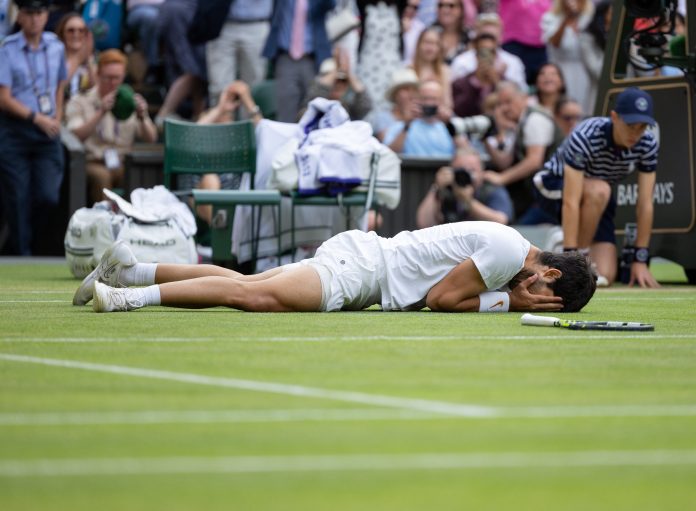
[74,221,597,313]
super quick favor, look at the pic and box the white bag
[325,2,360,43]
[64,203,122,278]
[115,217,197,265]
[64,187,198,278]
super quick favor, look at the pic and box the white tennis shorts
[295,231,383,311]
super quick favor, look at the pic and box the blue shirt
[383,119,455,158]
[229,0,272,21]
[543,117,659,185]
[0,30,67,115]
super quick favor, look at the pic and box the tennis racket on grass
[521,314,654,331]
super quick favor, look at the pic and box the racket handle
[521,314,560,327]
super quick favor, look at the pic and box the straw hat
[384,68,420,103]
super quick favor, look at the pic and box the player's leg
[154,263,244,282]
[578,178,611,248]
[94,265,323,312]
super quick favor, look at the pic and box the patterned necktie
[289,0,308,60]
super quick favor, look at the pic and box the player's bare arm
[426,259,488,311]
[425,259,563,312]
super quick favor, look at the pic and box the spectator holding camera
[368,67,420,141]
[450,13,527,91]
[451,32,504,117]
[305,47,372,120]
[416,147,513,228]
[483,80,563,220]
[383,79,461,158]
[65,49,157,205]
[0,0,67,255]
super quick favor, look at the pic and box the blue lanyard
[23,45,50,95]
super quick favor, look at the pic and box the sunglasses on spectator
[438,2,459,9]
[66,27,87,34]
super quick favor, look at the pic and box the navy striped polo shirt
[543,117,659,185]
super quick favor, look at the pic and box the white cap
[384,68,420,102]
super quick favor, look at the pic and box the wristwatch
[634,247,650,263]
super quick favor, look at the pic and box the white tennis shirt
[376,221,531,311]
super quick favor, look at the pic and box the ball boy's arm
[630,171,660,288]
[561,164,584,249]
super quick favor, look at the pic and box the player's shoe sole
[73,241,138,305]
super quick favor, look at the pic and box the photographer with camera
[452,33,505,118]
[383,79,463,157]
[416,148,513,228]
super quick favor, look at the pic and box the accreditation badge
[38,94,52,115]
[104,148,121,170]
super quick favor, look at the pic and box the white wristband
[478,291,510,312]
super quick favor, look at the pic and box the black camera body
[437,168,474,224]
[453,167,473,187]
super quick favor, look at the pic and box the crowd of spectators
[0,0,685,256]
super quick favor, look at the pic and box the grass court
[1,260,695,510]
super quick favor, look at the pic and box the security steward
[0,0,67,255]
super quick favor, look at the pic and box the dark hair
[586,0,612,51]
[534,62,567,96]
[539,251,597,312]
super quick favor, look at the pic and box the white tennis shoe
[73,241,138,305]
[93,282,143,313]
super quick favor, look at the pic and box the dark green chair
[251,80,276,120]
[289,153,380,261]
[163,118,281,269]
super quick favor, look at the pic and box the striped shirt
[543,117,659,185]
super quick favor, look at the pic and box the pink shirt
[499,0,552,47]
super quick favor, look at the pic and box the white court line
[0,300,68,303]
[597,297,696,301]
[3,354,696,422]
[0,354,494,417]
[0,290,67,294]
[3,403,696,426]
[0,409,439,425]
[2,333,694,344]
[1,450,696,477]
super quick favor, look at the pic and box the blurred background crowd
[0,0,687,256]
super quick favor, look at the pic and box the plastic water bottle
[619,222,637,284]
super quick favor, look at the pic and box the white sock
[141,285,161,306]
[121,263,158,286]
[121,286,161,310]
